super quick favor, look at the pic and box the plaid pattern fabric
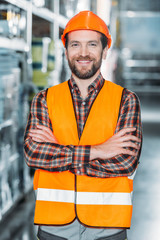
[69,74,104,139]
[24,73,142,177]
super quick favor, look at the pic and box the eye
[70,42,80,47]
[88,42,97,47]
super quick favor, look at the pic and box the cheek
[66,50,77,59]
[88,48,102,58]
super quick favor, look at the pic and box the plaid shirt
[24,73,142,178]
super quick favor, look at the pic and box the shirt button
[77,170,80,174]
[82,101,86,105]
[78,164,82,167]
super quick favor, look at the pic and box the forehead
[68,30,101,42]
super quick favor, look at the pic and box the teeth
[78,60,91,63]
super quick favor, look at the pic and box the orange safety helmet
[61,11,112,49]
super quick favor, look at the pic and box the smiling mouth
[77,60,92,65]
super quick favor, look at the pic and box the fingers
[28,125,58,143]
[116,127,136,137]
[29,131,58,143]
[121,141,140,150]
[122,149,137,156]
[37,125,53,135]
[29,129,47,137]
[115,146,138,157]
[117,130,141,151]
[120,134,141,143]
[115,128,141,147]
[29,131,49,142]
[29,135,45,142]
[29,125,53,137]
[101,127,141,158]
[36,125,58,143]
[29,128,52,137]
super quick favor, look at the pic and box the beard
[67,55,102,79]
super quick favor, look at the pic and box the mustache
[76,56,93,61]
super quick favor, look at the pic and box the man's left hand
[28,125,58,144]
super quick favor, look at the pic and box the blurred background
[0,0,160,239]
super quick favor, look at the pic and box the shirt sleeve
[24,90,90,171]
[86,89,143,178]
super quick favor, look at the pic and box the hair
[64,32,108,50]
[100,33,108,49]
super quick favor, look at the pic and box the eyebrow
[88,40,99,43]
[69,40,79,44]
[69,40,99,44]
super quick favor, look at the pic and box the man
[24,11,142,240]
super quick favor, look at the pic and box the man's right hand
[90,128,141,160]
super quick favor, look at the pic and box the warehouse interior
[0,0,160,240]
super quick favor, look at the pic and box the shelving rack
[0,0,69,221]
[0,37,29,51]
[0,0,68,50]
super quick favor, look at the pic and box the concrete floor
[0,94,160,240]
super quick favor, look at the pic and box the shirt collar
[69,73,104,94]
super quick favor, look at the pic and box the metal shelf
[3,0,68,28]
[125,59,160,68]
[3,0,30,11]
[120,11,160,18]
[32,5,68,27]
[9,153,19,163]
[0,37,29,52]
[0,119,13,130]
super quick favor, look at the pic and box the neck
[72,70,100,99]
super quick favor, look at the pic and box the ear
[102,46,108,60]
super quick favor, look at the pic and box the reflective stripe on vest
[37,188,132,205]
[33,80,134,228]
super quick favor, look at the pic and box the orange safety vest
[33,80,134,228]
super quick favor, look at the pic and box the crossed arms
[24,89,142,178]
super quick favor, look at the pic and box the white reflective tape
[37,188,75,203]
[77,192,132,205]
[37,188,132,206]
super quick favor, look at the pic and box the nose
[80,44,89,56]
